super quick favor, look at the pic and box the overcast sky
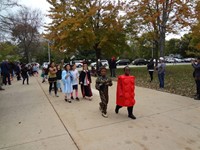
[19,0,52,31]
[18,0,186,39]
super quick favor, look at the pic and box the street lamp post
[48,41,51,63]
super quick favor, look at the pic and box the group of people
[45,62,93,103]
[96,66,136,119]
[44,61,137,119]
[0,60,40,90]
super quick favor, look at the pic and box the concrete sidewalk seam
[36,77,80,150]
[0,133,68,150]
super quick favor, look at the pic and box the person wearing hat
[156,57,166,89]
[192,57,200,100]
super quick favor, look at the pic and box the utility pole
[48,41,50,63]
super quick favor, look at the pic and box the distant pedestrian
[1,60,11,85]
[192,57,200,100]
[48,62,59,97]
[115,66,136,119]
[62,64,73,103]
[0,66,5,90]
[156,57,166,89]
[95,67,112,118]
[56,65,62,92]
[147,58,154,82]
[79,63,93,100]
[71,64,80,100]
[109,56,117,77]
[21,64,29,85]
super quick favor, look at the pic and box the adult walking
[156,57,166,89]
[48,62,59,97]
[1,60,11,85]
[109,56,117,77]
[192,57,200,100]
[147,58,154,82]
[0,66,5,90]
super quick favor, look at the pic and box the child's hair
[124,66,130,71]
[100,66,107,72]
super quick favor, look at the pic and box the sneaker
[194,96,200,100]
[128,114,136,120]
[68,99,72,103]
[102,113,108,118]
[71,96,74,100]
[76,97,79,101]
[88,97,92,101]
[55,94,59,97]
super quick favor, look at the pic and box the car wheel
[78,64,82,68]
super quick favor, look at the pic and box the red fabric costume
[116,75,136,106]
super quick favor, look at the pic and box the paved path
[0,76,200,150]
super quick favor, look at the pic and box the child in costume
[96,67,112,118]
[62,64,73,103]
[79,63,93,100]
[115,66,136,119]
[71,64,80,100]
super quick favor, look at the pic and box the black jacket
[79,70,92,84]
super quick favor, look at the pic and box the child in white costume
[71,64,80,100]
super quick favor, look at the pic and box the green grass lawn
[115,65,196,98]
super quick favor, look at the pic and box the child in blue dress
[62,64,73,103]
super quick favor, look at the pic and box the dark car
[116,59,130,66]
[132,58,148,65]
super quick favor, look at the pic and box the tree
[0,7,43,63]
[0,0,19,12]
[189,1,200,56]
[128,0,196,59]
[45,0,133,67]
[165,38,181,56]
[0,41,20,61]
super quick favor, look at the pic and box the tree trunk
[94,43,101,72]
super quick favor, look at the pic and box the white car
[73,60,83,68]
[90,60,109,67]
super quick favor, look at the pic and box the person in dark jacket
[109,56,117,77]
[21,64,29,85]
[147,58,154,82]
[192,57,200,100]
[56,64,62,92]
[79,63,93,100]
[1,60,11,85]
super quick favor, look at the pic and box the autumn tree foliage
[128,0,196,58]
[45,0,134,61]
[189,1,200,56]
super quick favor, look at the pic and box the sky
[18,0,186,40]
[19,0,52,31]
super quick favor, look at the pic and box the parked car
[183,58,195,63]
[116,59,130,66]
[90,60,109,67]
[73,60,83,68]
[132,58,148,65]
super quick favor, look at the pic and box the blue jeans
[158,73,165,88]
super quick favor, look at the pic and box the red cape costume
[116,75,136,107]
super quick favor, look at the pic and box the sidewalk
[0,76,200,150]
